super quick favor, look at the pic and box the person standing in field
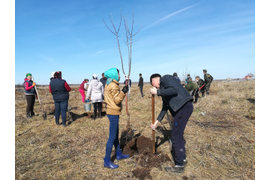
[149,73,194,173]
[196,76,205,97]
[203,69,213,95]
[49,71,71,127]
[138,73,144,97]
[86,74,104,120]
[24,73,37,119]
[100,73,107,89]
[185,74,192,84]
[79,79,89,103]
[173,72,181,83]
[103,68,129,169]
[124,76,132,97]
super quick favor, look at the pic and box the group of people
[22,68,213,173]
[173,69,214,104]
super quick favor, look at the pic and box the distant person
[173,72,181,83]
[49,71,71,127]
[100,73,107,89]
[184,81,199,104]
[196,76,205,97]
[86,74,104,120]
[138,73,144,97]
[79,79,89,103]
[124,76,132,97]
[50,72,55,81]
[103,68,129,169]
[203,69,213,95]
[185,74,192,84]
[24,73,37,119]
[100,73,107,111]
[149,73,193,173]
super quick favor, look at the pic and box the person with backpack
[24,73,37,119]
[203,69,213,95]
[49,71,71,127]
[86,75,104,120]
[103,68,129,169]
[149,73,194,173]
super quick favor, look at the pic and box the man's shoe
[116,150,129,160]
[26,115,31,119]
[164,165,184,173]
[104,157,119,169]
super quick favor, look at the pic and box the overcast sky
[14,0,255,84]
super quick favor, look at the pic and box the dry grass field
[15,80,255,180]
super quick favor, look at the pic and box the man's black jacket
[156,75,193,121]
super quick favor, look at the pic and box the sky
[13,0,255,85]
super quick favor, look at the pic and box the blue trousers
[105,115,121,159]
[170,101,193,166]
[54,99,68,125]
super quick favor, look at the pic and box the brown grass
[15,80,255,179]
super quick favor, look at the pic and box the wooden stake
[152,94,155,154]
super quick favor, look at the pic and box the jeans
[54,99,68,125]
[105,115,121,159]
[170,101,193,165]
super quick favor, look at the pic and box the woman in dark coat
[49,71,71,127]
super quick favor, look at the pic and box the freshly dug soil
[120,129,171,179]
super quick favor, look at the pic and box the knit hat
[26,73,32,77]
[104,68,119,85]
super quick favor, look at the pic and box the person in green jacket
[203,69,213,95]
[196,76,205,97]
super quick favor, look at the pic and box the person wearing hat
[49,71,71,127]
[202,69,213,95]
[149,73,194,173]
[103,68,129,169]
[195,76,205,97]
[86,74,104,120]
[24,73,37,119]
[185,74,192,84]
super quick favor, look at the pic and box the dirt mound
[120,129,171,179]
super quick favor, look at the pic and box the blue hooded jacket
[104,68,119,85]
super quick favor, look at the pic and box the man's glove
[32,82,36,86]
[122,85,129,94]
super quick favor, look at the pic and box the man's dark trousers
[139,86,144,97]
[170,101,193,165]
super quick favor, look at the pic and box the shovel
[32,77,47,120]
[152,94,155,154]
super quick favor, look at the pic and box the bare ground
[15,80,255,180]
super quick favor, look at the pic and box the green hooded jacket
[104,68,119,85]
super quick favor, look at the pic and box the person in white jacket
[86,74,104,119]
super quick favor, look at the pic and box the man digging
[149,73,194,173]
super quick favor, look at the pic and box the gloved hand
[122,85,129,94]
[32,82,36,86]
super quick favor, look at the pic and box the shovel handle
[152,94,155,154]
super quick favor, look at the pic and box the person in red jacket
[79,79,89,103]
[49,71,71,127]
[24,73,38,118]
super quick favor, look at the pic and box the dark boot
[103,157,119,169]
[92,112,96,120]
[116,150,130,160]
[26,115,31,119]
